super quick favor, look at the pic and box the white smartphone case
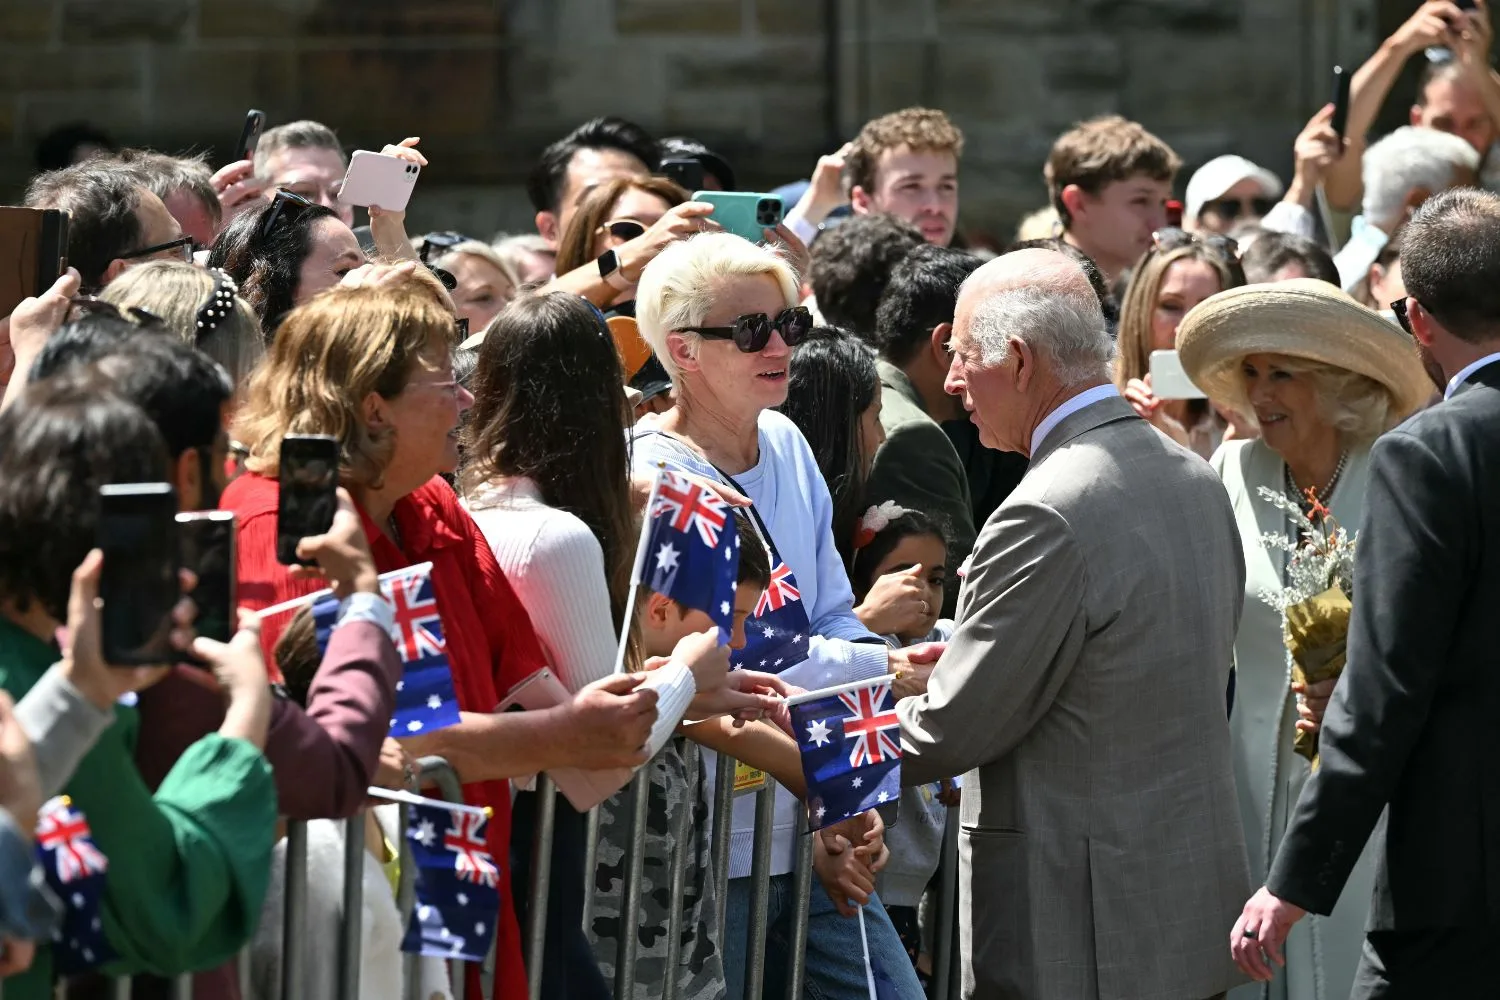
[337,150,420,212]
[1149,349,1207,400]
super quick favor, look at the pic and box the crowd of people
[0,2,1497,998]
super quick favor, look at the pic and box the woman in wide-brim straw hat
[1176,277,1430,1000]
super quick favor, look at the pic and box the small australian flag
[644,469,739,641]
[401,801,502,962]
[313,562,463,737]
[789,679,903,831]
[729,557,811,672]
[35,796,115,974]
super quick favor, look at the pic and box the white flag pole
[785,674,893,708]
[365,785,489,818]
[857,905,878,1000]
[255,561,432,620]
[614,463,665,675]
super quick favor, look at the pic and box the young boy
[1044,114,1181,285]
[589,513,884,999]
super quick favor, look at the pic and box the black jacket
[1267,359,1500,930]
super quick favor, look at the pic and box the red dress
[223,472,540,1000]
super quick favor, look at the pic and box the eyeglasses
[1391,297,1415,336]
[417,231,472,264]
[117,234,195,263]
[67,295,165,327]
[678,307,813,353]
[1200,197,1276,220]
[1151,227,1241,262]
[595,219,647,242]
[259,190,316,240]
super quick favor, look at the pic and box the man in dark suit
[1231,187,1500,997]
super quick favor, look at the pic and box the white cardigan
[463,477,617,694]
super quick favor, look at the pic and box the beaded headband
[195,268,239,339]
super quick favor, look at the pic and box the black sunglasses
[679,307,813,353]
[418,230,473,264]
[597,219,647,242]
[259,190,317,240]
[1391,297,1415,336]
[1152,226,1241,262]
[1201,197,1276,220]
[118,234,195,263]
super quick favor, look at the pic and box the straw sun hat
[1175,278,1433,417]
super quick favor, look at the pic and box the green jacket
[864,360,976,617]
[0,619,276,998]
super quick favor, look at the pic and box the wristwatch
[597,249,633,291]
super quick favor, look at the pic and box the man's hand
[1292,677,1337,735]
[762,222,812,282]
[288,488,380,599]
[889,641,945,700]
[1286,104,1344,206]
[789,142,853,228]
[555,673,659,770]
[1,268,81,406]
[1230,886,1307,980]
[1455,0,1495,78]
[1389,2,1468,57]
[58,550,173,711]
[0,692,41,839]
[210,160,270,232]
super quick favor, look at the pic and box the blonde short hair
[102,261,264,390]
[432,240,522,294]
[1218,354,1403,448]
[235,269,454,487]
[635,233,799,381]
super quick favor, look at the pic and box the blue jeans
[723,873,925,1000]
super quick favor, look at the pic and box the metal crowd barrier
[35,747,964,1000]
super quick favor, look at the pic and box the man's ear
[535,211,560,249]
[1407,299,1440,347]
[850,185,874,215]
[101,258,130,288]
[1060,185,1088,226]
[172,448,201,512]
[1012,336,1036,390]
[929,322,953,364]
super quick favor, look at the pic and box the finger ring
[1242,927,1259,940]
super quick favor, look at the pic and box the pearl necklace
[1284,450,1349,512]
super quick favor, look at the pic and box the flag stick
[786,675,893,708]
[365,785,490,818]
[255,562,434,620]
[614,463,665,675]
[857,905,878,1000]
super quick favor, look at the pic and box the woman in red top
[221,265,661,999]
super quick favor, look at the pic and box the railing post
[337,812,366,1000]
[398,802,421,1000]
[281,821,308,1000]
[580,804,601,934]
[661,742,698,1000]
[742,780,777,1000]
[613,768,652,999]
[784,811,814,999]
[710,751,735,944]
[525,776,557,1000]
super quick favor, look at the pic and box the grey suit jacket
[898,395,1252,1000]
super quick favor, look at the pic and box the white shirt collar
[1029,384,1120,457]
[1444,352,1500,399]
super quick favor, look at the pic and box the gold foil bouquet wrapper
[1284,585,1351,766]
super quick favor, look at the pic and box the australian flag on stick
[788,678,903,831]
[730,554,811,672]
[35,796,115,974]
[401,800,502,962]
[642,469,739,641]
[312,561,462,737]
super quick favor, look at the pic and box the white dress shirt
[1029,383,1121,457]
[1445,352,1500,399]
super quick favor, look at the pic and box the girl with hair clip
[848,501,956,988]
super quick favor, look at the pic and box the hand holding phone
[97,483,182,666]
[338,150,421,212]
[276,435,340,566]
[178,511,236,645]
[1330,66,1351,144]
[692,191,784,243]
[286,487,379,598]
[1149,349,1207,400]
[58,549,174,709]
[234,110,266,164]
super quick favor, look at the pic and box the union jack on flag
[754,561,801,616]
[34,796,116,973]
[789,679,903,830]
[311,561,463,737]
[402,801,502,962]
[654,470,730,547]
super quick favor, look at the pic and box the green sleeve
[63,722,277,975]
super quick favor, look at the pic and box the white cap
[1184,155,1284,224]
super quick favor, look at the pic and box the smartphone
[1330,66,1351,142]
[178,511,236,645]
[97,483,180,666]
[276,435,339,566]
[337,150,420,212]
[235,109,266,163]
[693,191,783,243]
[0,207,69,318]
[661,158,706,193]
[1149,349,1207,400]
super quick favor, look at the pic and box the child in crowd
[850,503,957,986]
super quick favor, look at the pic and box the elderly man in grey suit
[897,248,1252,1000]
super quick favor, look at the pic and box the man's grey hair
[965,280,1114,385]
[1362,126,1479,228]
[113,149,219,227]
[253,120,345,178]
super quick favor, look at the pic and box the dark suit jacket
[1268,359,1500,930]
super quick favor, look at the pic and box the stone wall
[0,0,1378,240]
